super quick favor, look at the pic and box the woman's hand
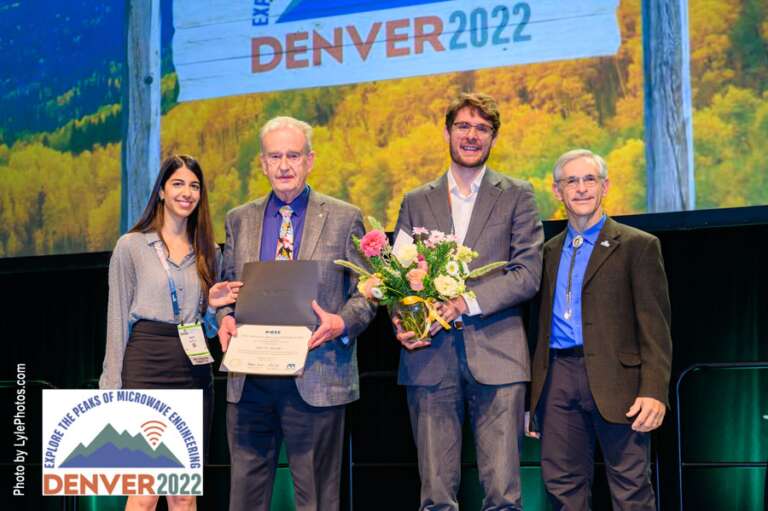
[208,281,244,309]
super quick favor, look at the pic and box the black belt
[550,345,584,358]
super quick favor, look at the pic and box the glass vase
[392,296,432,341]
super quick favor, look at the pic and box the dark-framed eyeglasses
[452,121,494,138]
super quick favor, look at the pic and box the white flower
[434,275,463,298]
[394,243,418,267]
[445,260,460,276]
[371,287,384,299]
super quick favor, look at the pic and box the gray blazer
[218,190,376,407]
[394,169,544,386]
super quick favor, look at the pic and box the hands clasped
[392,296,468,350]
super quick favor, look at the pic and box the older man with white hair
[216,116,375,511]
[529,149,673,510]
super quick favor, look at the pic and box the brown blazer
[530,217,672,425]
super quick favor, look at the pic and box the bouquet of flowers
[335,218,507,340]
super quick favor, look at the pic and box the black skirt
[122,319,213,461]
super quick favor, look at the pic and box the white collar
[447,166,486,197]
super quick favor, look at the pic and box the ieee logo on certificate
[42,389,204,496]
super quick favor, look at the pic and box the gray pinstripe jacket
[218,190,376,407]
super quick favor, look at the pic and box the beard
[448,139,492,169]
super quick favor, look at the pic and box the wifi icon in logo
[141,420,168,448]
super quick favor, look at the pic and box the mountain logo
[43,389,204,496]
[59,423,183,469]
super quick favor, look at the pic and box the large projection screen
[0,0,766,258]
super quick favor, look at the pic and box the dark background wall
[1,207,767,510]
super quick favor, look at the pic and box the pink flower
[429,230,446,244]
[416,255,429,272]
[412,227,429,236]
[406,268,427,292]
[360,230,388,258]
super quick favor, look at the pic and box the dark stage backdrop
[1,208,766,510]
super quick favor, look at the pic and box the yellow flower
[455,245,477,263]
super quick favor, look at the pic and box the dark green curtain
[2,218,767,510]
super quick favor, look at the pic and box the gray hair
[553,149,608,181]
[259,116,313,153]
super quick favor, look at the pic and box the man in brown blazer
[529,149,672,510]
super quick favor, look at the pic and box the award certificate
[221,324,312,376]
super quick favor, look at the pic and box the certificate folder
[234,260,320,327]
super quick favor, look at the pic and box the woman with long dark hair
[99,154,240,511]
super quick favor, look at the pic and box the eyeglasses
[264,151,306,167]
[452,122,494,138]
[557,175,603,190]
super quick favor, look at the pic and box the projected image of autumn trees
[1,0,766,257]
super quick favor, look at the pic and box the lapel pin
[600,240,610,247]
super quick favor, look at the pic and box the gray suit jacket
[394,169,544,386]
[218,190,376,407]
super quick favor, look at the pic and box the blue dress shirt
[259,186,310,261]
[550,215,607,349]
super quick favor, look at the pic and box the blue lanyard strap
[152,242,202,325]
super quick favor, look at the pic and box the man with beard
[528,149,672,510]
[392,92,544,510]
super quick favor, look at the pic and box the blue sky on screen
[278,0,451,23]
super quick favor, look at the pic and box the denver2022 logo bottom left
[42,389,204,496]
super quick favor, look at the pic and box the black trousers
[227,376,345,511]
[539,352,655,511]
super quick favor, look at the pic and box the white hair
[553,149,608,181]
[259,116,313,153]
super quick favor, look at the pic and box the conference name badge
[177,323,214,365]
[42,389,204,496]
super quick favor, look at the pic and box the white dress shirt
[446,167,485,316]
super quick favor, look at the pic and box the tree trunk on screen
[121,0,161,232]
[642,0,695,212]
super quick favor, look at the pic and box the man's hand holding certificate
[307,299,346,349]
[221,261,321,376]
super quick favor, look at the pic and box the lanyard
[152,242,202,325]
